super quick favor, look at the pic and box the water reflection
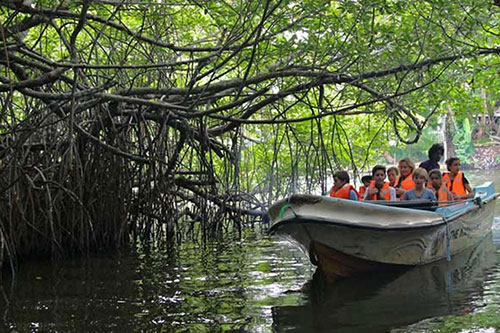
[272,231,499,333]
[0,170,498,332]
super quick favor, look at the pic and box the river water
[1,170,500,332]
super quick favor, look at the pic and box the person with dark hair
[387,166,400,188]
[419,143,444,173]
[442,157,475,200]
[358,175,372,199]
[364,165,396,201]
[329,171,359,200]
[428,169,452,203]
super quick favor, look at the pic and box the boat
[268,181,498,282]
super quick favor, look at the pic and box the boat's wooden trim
[311,241,404,282]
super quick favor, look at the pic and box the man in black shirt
[419,143,444,173]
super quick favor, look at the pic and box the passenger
[402,168,436,201]
[364,165,396,201]
[329,171,359,200]
[396,157,416,199]
[358,175,372,200]
[428,169,452,202]
[419,143,444,173]
[387,166,400,188]
[442,157,475,200]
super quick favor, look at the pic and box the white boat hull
[268,182,497,279]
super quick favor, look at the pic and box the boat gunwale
[268,198,497,233]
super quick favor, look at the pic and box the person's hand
[451,192,466,200]
[396,188,405,197]
[367,187,379,196]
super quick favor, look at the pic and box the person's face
[399,162,411,177]
[449,160,461,174]
[387,170,397,183]
[432,150,443,162]
[373,170,385,185]
[414,175,426,187]
[334,177,346,189]
[430,174,441,187]
[362,179,371,187]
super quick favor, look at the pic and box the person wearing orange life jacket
[395,157,416,199]
[387,166,400,188]
[358,175,372,200]
[363,165,396,201]
[442,157,475,200]
[329,171,359,200]
[428,169,452,203]
[402,168,436,201]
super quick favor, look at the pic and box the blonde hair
[398,157,415,172]
[413,167,428,180]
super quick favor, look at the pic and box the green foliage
[453,118,475,163]
[389,126,440,163]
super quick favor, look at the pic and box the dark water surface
[1,170,500,332]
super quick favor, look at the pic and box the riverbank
[468,143,500,170]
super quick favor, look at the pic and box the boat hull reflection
[272,233,497,333]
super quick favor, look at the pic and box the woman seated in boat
[364,165,396,201]
[395,157,416,199]
[329,171,359,200]
[387,166,400,188]
[358,175,372,200]
[402,168,436,201]
[443,157,475,200]
[428,169,452,202]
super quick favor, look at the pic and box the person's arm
[464,183,475,198]
[349,189,359,201]
[463,176,475,198]
[364,186,377,200]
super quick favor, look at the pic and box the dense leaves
[0,0,499,261]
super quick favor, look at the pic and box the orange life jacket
[330,183,359,200]
[359,185,366,199]
[442,171,467,197]
[399,173,415,199]
[431,185,450,203]
[367,181,392,201]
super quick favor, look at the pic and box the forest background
[0,0,499,268]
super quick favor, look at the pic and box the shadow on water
[272,232,498,333]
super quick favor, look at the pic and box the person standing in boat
[402,168,436,201]
[443,157,475,200]
[364,165,396,201]
[329,171,360,200]
[358,175,372,200]
[419,143,444,173]
[395,157,416,199]
[387,166,400,188]
[428,169,452,202]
